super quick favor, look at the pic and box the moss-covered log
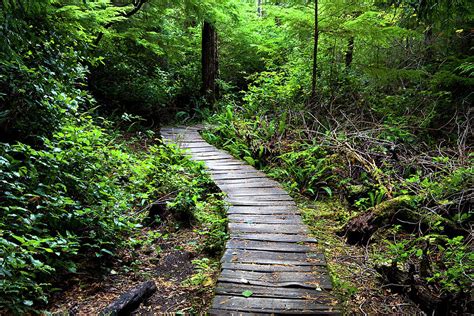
[341,195,413,244]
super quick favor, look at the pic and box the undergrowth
[202,102,473,314]
[0,114,226,314]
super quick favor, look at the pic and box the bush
[0,114,218,313]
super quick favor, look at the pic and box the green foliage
[182,257,219,287]
[377,234,473,295]
[0,0,127,141]
[0,113,222,313]
[269,144,335,197]
[191,195,228,254]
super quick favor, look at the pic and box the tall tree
[257,0,262,16]
[310,0,319,102]
[201,20,219,104]
[345,36,354,68]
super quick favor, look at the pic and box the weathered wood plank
[208,167,258,172]
[226,201,297,208]
[180,143,215,149]
[214,177,279,183]
[225,194,291,200]
[215,283,335,301]
[191,155,234,161]
[221,186,286,193]
[208,310,263,316]
[228,214,302,224]
[221,249,326,266]
[218,269,333,289]
[226,239,313,252]
[229,223,307,234]
[206,161,248,167]
[231,233,317,243]
[227,206,299,215]
[220,262,315,272]
[217,183,282,189]
[212,296,339,314]
[225,195,294,202]
[211,173,268,180]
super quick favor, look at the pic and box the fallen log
[341,195,413,244]
[100,280,157,316]
[341,194,466,244]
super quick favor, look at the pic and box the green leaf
[242,290,253,297]
[243,156,255,166]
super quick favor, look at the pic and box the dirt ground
[47,224,220,315]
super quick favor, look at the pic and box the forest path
[161,126,339,315]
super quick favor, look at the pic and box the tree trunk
[201,21,219,104]
[341,195,464,244]
[345,36,354,68]
[424,26,434,63]
[310,0,319,103]
[257,0,262,16]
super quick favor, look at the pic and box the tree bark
[424,26,434,63]
[345,36,354,68]
[257,0,262,16]
[341,195,464,244]
[201,21,219,104]
[310,0,319,103]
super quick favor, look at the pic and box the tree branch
[94,0,147,46]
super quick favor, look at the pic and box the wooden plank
[211,171,263,177]
[206,161,247,167]
[225,193,290,199]
[228,214,302,224]
[214,177,278,183]
[226,239,313,252]
[215,283,336,301]
[208,165,256,170]
[229,223,307,234]
[218,269,333,289]
[225,201,296,207]
[220,262,315,272]
[212,296,339,314]
[225,195,294,202]
[208,310,263,316]
[193,149,234,159]
[180,143,215,148]
[191,148,229,154]
[162,135,202,142]
[224,186,287,193]
[187,148,221,153]
[221,249,325,266]
[191,155,234,161]
[227,206,299,215]
[231,233,317,243]
[217,183,281,189]
[211,173,268,180]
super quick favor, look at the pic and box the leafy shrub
[269,143,336,197]
[0,114,220,313]
[0,23,91,141]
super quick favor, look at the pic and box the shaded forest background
[0,0,472,314]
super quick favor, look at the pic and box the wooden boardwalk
[161,126,339,315]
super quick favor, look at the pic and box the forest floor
[298,198,424,315]
[47,218,220,315]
